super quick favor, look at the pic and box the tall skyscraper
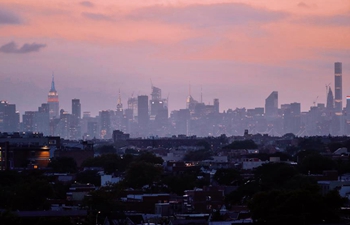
[99,110,112,139]
[0,100,20,132]
[71,99,81,140]
[22,111,36,132]
[137,95,149,136]
[72,99,81,120]
[47,75,59,119]
[345,96,350,135]
[36,103,50,135]
[213,98,219,113]
[265,91,278,117]
[150,86,163,116]
[334,62,342,115]
[326,86,334,111]
[116,90,123,113]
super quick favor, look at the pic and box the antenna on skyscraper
[325,83,331,97]
[150,78,153,88]
[201,86,203,103]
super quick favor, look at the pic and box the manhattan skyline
[0,0,349,116]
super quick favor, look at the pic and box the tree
[254,163,299,191]
[81,154,122,174]
[124,162,163,189]
[76,170,101,186]
[48,157,77,173]
[249,189,342,224]
[96,144,116,154]
[162,172,200,195]
[299,153,337,174]
[222,140,257,150]
[183,149,213,161]
[135,151,164,165]
[213,168,242,186]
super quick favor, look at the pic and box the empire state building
[48,75,59,119]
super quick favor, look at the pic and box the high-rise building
[282,102,301,135]
[116,90,123,113]
[48,75,59,119]
[71,99,81,139]
[326,87,334,111]
[150,86,165,116]
[137,95,149,136]
[265,91,278,117]
[72,99,81,120]
[36,103,50,135]
[213,99,219,113]
[99,110,112,139]
[22,111,36,132]
[346,96,350,134]
[0,101,20,132]
[334,62,342,115]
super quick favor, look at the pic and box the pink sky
[0,0,349,116]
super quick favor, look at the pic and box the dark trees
[48,157,77,173]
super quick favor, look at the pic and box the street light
[95,211,100,225]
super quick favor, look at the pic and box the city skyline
[0,0,349,116]
[1,63,349,139]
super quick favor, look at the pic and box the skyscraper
[213,99,219,113]
[0,101,20,132]
[72,99,81,120]
[71,99,81,139]
[99,110,112,139]
[334,62,342,115]
[48,75,59,119]
[265,91,278,117]
[137,95,149,136]
[326,86,334,111]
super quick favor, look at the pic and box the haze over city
[0,0,349,116]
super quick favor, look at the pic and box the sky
[0,0,349,116]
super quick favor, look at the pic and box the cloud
[82,12,113,21]
[128,3,287,28]
[80,1,94,8]
[297,2,317,9]
[0,8,21,25]
[0,42,46,54]
[299,13,350,27]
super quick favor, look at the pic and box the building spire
[117,89,123,111]
[50,72,56,92]
[201,86,203,103]
[118,89,122,105]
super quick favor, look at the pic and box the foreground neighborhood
[1,130,350,224]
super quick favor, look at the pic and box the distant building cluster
[0,62,349,139]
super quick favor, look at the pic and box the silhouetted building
[99,110,112,139]
[346,96,350,134]
[326,86,334,112]
[213,98,219,113]
[36,103,50,135]
[72,99,81,120]
[71,99,81,140]
[282,102,301,135]
[137,95,149,136]
[335,62,342,115]
[265,91,278,118]
[48,75,59,119]
[87,121,98,139]
[149,85,168,136]
[0,101,20,132]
